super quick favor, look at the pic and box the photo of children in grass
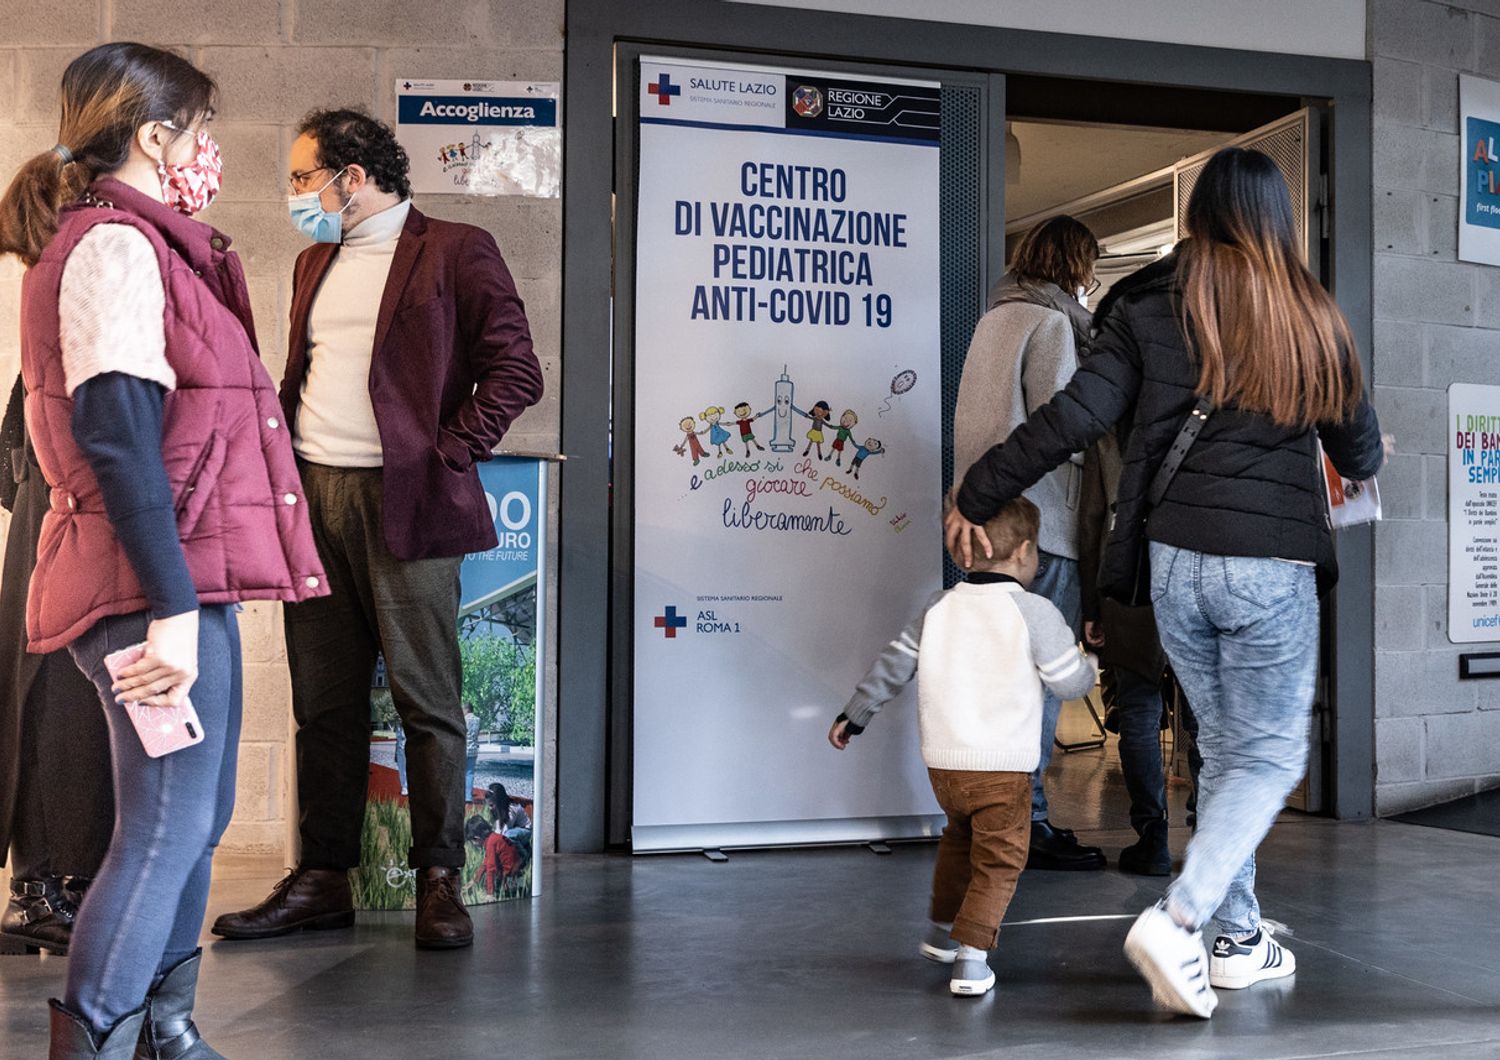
[353,585,540,910]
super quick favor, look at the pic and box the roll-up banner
[632,57,945,852]
[357,458,545,905]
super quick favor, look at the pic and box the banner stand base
[702,849,730,863]
[633,814,945,855]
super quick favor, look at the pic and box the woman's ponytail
[0,147,88,267]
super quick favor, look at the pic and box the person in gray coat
[951,215,1104,871]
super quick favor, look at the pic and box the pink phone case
[104,643,206,758]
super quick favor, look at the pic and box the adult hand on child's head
[943,506,991,569]
[1084,621,1106,648]
[828,718,852,750]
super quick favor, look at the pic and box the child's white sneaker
[1209,925,1296,989]
[1123,902,1218,1019]
[919,923,959,964]
[949,947,995,997]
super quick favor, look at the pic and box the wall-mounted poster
[630,56,945,852]
[355,457,547,907]
[1449,384,1500,643]
[395,79,560,197]
[1460,74,1500,267]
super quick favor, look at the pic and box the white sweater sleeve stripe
[1015,592,1098,702]
[1038,648,1082,678]
[841,590,945,730]
[58,225,174,398]
[1041,661,1082,688]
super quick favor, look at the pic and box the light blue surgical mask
[287,168,354,243]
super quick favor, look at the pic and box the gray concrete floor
[4,704,1500,1058]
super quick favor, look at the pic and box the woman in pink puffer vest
[0,43,326,1059]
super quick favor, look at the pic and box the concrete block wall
[0,0,564,855]
[1370,0,1500,814]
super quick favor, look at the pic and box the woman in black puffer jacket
[946,148,1383,1020]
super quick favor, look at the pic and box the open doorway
[1005,119,1231,308]
[564,2,1375,849]
[1001,101,1329,835]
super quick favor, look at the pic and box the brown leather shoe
[210,868,355,940]
[414,867,473,950]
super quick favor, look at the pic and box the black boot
[48,1000,146,1059]
[1118,819,1173,876]
[1026,820,1107,871]
[2,877,78,954]
[63,876,95,909]
[136,949,222,1059]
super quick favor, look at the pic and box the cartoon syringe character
[768,366,798,452]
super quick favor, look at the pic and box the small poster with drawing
[395,79,560,197]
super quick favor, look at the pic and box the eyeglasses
[287,166,334,193]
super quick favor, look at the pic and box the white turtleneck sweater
[294,198,412,467]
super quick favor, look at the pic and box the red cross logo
[653,606,688,638]
[647,73,681,106]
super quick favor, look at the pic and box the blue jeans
[1179,693,1203,820]
[1149,544,1317,936]
[1111,667,1167,834]
[465,754,478,803]
[1030,550,1081,822]
[64,606,241,1032]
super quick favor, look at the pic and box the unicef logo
[792,85,824,119]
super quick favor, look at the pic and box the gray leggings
[64,605,241,1033]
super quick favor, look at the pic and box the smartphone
[104,642,205,758]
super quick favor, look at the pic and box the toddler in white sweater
[829,496,1096,997]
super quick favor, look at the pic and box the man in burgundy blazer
[213,110,542,951]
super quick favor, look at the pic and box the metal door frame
[562,0,1373,852]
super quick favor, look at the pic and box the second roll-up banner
[632,56,946,852]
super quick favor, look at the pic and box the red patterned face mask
[158,129,222,216]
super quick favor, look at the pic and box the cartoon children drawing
[829,409,858,466]
[800,401,833,459]
[733,401,769,457]
[701,406,734,460]
[848,437,885,479]
[674,416,709,466]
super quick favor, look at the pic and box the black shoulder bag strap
[1148,395,1214,506]
[1117,394,1214,608]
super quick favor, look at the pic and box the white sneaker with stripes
[1209,925,1296,989]
[1123,903,1218,1018]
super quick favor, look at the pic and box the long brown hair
[1010,215,1099,294]
[1178,147,1360,428]
[0,43,216,267]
